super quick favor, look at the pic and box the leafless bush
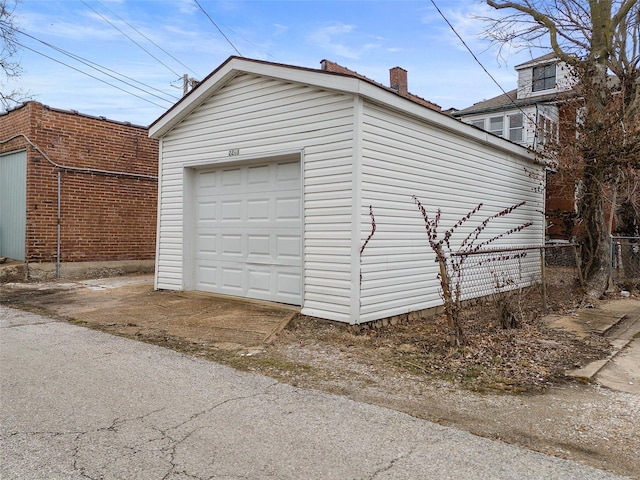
[413,196,532,346]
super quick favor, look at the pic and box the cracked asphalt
[0,306,630,480]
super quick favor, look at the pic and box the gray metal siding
[0,150,27,261]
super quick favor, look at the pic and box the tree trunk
[579,162,611,297]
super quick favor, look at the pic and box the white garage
[150,56,543,325]
[191,159,302,304]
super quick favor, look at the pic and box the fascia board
[149,58,361,138]
[150,57,536,165]
[515,55,559,70]
[238,59,360,93]
[149,63,239,138]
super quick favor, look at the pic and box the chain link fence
[442,239,639,316]
[449,246,543,301]
[611,236,640,290]
[443,243,583,315]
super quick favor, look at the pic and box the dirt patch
[1,272,638,478]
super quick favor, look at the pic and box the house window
[532,64,556,92]
[508,114,524,142]
[489,116,504,137]
[471,119,485,129]
[536,115,558,145]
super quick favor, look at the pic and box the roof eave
[149,57,537,164]
[149,57,363,138]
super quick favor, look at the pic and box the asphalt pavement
[0,305,630,480]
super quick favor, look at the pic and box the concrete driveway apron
[0,306,627,480]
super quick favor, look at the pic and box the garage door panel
[247,235,270,256]
[248,269,271,295]
[221,266,243,291]
[276,162,300,182]
[222,168,241,186]
[276,196,301,220]
[248,164,269,184]
[196,201,217,225]
[277,235,301,258]
[194,160,302,305]
[221,234,242,256]
[197,264,218,288]
[276,270,302,298]
[197,171,217,191]
[196,232,217,257]
[247,199,270,220]
[221,200,242,221]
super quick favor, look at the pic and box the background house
[149,56,544,325]
[453,54,578,239]
[0,101,158,279]
[452,54,573,149]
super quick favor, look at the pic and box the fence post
[574,244,585,287]
[540,247,548,312]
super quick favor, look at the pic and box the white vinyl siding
[156,73,356,322]
[153,59,542,325]
[516,60,574,100]
[358,102,544,323]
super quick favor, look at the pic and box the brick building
[0,101,158,279]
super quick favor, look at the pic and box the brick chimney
[389,67,408,95]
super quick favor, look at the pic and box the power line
[93,0,201,78]
[15,41,170,109]
[428,0,538,127]
[193,0,243,57]
[14,28,179,103]
[80,0,183,78]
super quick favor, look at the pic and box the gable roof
[515,53,558,70]
[148,56,535,160]
[452,89,561,117]
[150,56,445,137]
[320,59,441,112]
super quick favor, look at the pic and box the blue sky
[5,0,550,126]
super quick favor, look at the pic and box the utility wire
[15,40,170,109]
[193,0,243,57]
[428,0,539,127]
[81,0,183,78]
[14,28,178,103]
[94,0,201,78]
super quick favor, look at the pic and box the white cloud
[306,23,385,60]
[273,23,288,35]
[177,0,199,15]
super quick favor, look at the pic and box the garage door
[0,150,27,261]
[194,160,302,305]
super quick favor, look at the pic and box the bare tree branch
[482,0,640,296]
[0,0,29,109]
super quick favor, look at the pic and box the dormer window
[532,64,556,92]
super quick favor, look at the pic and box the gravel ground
[256,332,640,479]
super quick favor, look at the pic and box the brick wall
[0,102,159,263]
